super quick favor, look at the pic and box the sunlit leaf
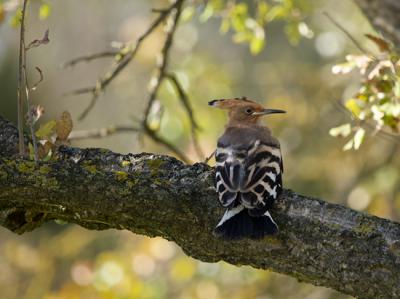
[39,3,51,20]
[181,6,195,23]
[345,99,361,117]
[36,120,56,138]
[250,35,265,54]
[365,34,390,53]
[9,8,22,28]
[219,18,230,33]
[199,0,224,22]
[342,138,353,151]
[329,123,351,137]
[353,127,365,150]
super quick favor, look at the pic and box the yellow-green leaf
[39,3,51,20]
[250,36,265,54]
[36,120,56,138]
[9,8,22,28]
[181,6,195,23]
[345,99,361,117]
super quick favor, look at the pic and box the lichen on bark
[0,115,400,298]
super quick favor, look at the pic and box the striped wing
[215,140,283,212]
[240,141,282,214]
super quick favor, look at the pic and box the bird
[209,96,285,240]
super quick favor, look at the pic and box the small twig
[23,60,39,162]
[142,1,184,125]
[166,73,204,161]
[69,126,140,140]
[64,86,96,96]
[323,11,369,55]
[61,50,119,68]
[143,126,190,163]
[17,0,28,156]
[204,150,216,164]
[74,0,183,121]
[31,66,44,91]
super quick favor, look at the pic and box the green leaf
[220,18,231,34]
[181,6,195,23]
[329,123,351,137]
[345,99,362,117]
[250,35,265,54]
[36,120,56,138]
[353,128,365,150]
[199,0,224,22]
[9,8,22,28]
[39,3,51,20]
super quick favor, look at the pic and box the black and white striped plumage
[214,126,283,240]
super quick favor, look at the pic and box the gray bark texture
[355,0,400,48]
[1,115,400,299]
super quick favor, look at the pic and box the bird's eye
[245,108,253,115]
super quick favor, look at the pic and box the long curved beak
[253,108,286,115]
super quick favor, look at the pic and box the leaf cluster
[331,34,400,150]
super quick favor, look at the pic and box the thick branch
[355,0,400,48]
[0,115,400,299]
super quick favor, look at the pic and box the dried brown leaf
[31,67,44,91]
[26,29,50,50]
[365,34,390,53]
[56,111,73,141]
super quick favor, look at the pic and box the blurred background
[0,0,399,298]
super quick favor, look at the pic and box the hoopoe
[209,97,285,240]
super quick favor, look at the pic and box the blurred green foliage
[198,0,313,54]
[0,0,399,298]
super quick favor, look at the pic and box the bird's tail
[214,205,278,240]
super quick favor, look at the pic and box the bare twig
[66,0,190,163]
[166,73,204,160]
[64,86,96,96]
[142,1,184,124]
[17,0,28,156]
[31,66,44,91]
[69,126,140,140]
[62,50,119,68]
[73,0,183,121]
[138,0,190,162]
[17,0,39,161]
[143,126,190,163]
[323,11,369,55]
[204,150,216,164]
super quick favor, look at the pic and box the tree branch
[0,115,399,299]
[354,0,400,48]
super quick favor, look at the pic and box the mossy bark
[1,115,400,298]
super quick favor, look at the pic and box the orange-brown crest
[208,96,264,111]
[208,96,286,126]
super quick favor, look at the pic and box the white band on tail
[216,205,244,227]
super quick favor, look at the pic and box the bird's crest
[208,96,263,110]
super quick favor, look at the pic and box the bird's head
[208,96,286,126]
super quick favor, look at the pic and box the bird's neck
[226,118,262,128]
